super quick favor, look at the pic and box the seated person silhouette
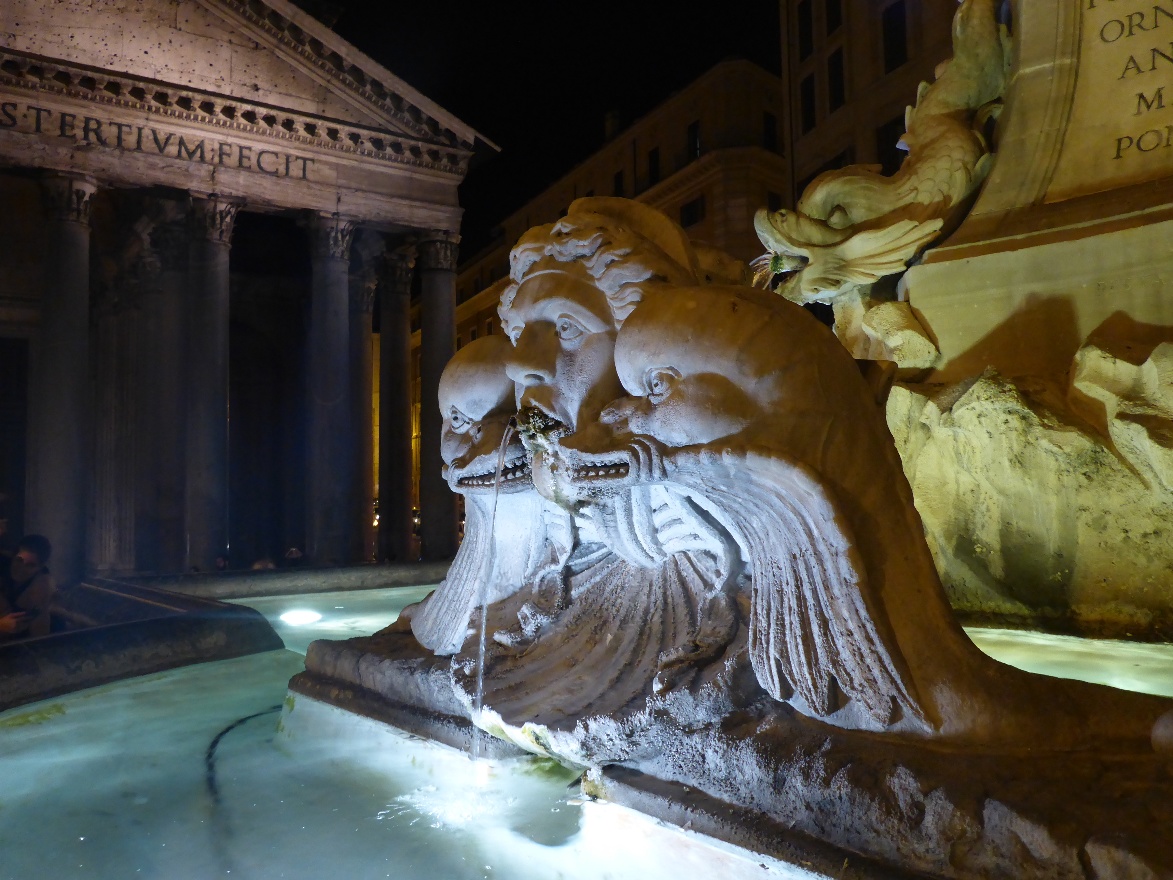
[0,534,57,641]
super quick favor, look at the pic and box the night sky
[316,1,782,256]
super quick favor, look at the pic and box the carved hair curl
[498,198,699,330]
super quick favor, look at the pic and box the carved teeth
[572,462,630,480]
[456,459,531,488]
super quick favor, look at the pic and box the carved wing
[678,450,925,727]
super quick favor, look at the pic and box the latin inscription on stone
[1048,0,1173,200]
[0,100,315,180]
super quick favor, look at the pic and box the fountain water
[471,419,518,763]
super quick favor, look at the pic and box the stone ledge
[0,580,283,712]
[128,560,451,600]
[288,670,524,759]
[586,765,908,880]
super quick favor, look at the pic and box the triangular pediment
[0,0,489,151]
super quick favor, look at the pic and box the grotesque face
[438,336,530,493]
[553,288,767,498]
[599,367,758,448]
[501,270,626,440]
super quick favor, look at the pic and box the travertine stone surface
[0,0,485,227]
[887,342,1173,632]
[1044,0,1173,201]
[0,0,475,140]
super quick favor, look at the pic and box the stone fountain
[289,2,1173,876]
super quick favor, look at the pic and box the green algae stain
[0,703,66,730]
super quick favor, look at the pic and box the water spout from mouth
[471,419,517,764]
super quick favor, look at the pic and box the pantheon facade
[0,0,489,584]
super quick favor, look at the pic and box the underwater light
[280,609,323,625]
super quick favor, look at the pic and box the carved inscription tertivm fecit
[0,101,315,180]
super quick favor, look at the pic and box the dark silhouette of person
[0,534,57,641]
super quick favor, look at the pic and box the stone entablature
[0,48,469,229]
[1,0,480,151]
[0,49,471,174]
[0,0,492,231]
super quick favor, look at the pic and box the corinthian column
[378,246,416,562]
[417,233,459,560]
[349,237,382,563]
[185,195,240,572]
[143,209,190,572]
[306,213,357,565]
[91,255,151,574]
[26,173,98,587]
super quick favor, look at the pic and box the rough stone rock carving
[752,0,1008,360]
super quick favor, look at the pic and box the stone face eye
[448,408,471,433]
[644,367,679,404]
[556,316,584,341]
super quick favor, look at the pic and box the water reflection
[2,586,1172,880]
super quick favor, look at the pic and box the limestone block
[831,289,940,368]
[861,300,940,369]
[887,369,1173,628]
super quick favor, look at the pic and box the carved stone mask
[437,336,528,493]
[501,269,625,438]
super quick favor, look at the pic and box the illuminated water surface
[2,585,1172,880]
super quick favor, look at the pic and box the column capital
[190,195,242,245]
[40,173,99,225]
[308,212,358,261]
[417,233,460,272]
[381,246,417,297]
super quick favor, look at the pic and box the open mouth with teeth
[516,406,568,450]
[570,461,630,481]
[454,456,532,490]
